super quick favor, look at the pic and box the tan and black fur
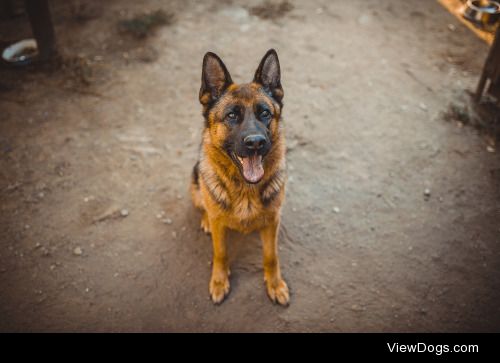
[190,49,289,305]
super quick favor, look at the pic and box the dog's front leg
[209,218,230,304]
[260,218,289,306]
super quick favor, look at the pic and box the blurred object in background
[2,38,38,65]
[476,25,500,101]
[463,0,500,30]
[24,0,56,62]
[0,0,56,65]
[438,0,495,43]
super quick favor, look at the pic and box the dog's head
[199,49,284,184]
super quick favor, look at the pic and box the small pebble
[162,218,172,225]
[333,207,340,213]
[239,23,250,33]
[120,209,129,217]
[351,304,363,312]
[487,146,495,153]
[73,247,83,256]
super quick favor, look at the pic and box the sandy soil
[0,0,499,332]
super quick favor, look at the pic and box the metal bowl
[1,39,39,65]
[463,0,500,26]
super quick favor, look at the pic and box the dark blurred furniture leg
[24,0,56,61]
[475,26,500,102]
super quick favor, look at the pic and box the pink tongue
[241,155,264,183]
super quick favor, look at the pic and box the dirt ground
[1,0,499,332]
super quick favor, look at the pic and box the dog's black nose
[243,134,266,150]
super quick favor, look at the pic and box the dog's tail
[192,160,200,188]
[190,160,204,210]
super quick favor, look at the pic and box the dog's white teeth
[238,156,244,163]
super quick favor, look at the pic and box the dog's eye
[260,110,271,119]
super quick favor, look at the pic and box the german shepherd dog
[190,49,289,305]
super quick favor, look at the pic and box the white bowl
[2,39,39,65]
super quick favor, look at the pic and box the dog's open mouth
[235,154,264,184]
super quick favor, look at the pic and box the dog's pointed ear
[200,52,233,105]
[253,49,283,103]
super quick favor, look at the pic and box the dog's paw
[200,213,211,234]
[266,278,289,306]
[209,274,230,304]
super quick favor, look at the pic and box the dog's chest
[231,187,262,219]
[199,159,285,232]
[223,185,275,233]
